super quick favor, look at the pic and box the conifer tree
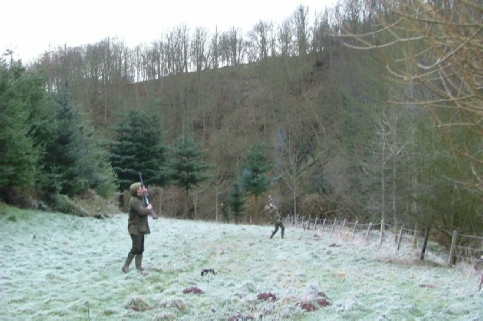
[168,135,212,218]
[110,108,168,191]
[41,91,117,197]
[0,60,51,190]
[227,179,246,224]
[240,141,273,204]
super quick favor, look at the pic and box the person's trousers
[129,234,145,255]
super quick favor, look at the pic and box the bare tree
[248,20,273,62]
[292,5,310,56]
[191,27,209,73]
[276,128,310,217]
[369,104,414,236]
[165,25,190,75]
[340,0,483,199]
[277,19,294,56]
[221,27,246,66]
[208,27,220,69]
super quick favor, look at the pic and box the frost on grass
[125,296,152,312]
[0,207,482,321]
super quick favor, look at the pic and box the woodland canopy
[1,0,481,244]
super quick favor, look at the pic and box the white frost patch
[0,210,482,320]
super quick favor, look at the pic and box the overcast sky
[1,0,338,64]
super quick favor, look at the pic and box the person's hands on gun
[140,186,152,209]
[138,172,158,219]
[142,188,155,217]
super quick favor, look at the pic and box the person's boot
[270,231,275,239]
[281,228,285,239]
[122,254,135,273]
[135,254,144,272]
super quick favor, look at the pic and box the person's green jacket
[128,193,151,235]
[268,206,282,224]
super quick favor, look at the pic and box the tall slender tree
[168,135,212,218]
[240,141,273,217]
[227,179,246,224]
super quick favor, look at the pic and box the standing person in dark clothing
[268,194,274,207]
[265,204,285,239]
[122,182,153,273]
[221,201,229,223]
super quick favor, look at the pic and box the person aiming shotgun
[265,203,285,239]
[139,172,158,220]
[121,173,158,274]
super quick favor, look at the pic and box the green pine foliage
[110,108,168,191]
[240,141,273,201]
[168,135,212,194]
[0,61,48,190]
[227,179,246,224]
[0,60,116,201]
[168,135,213,218]
[41,91,117,197]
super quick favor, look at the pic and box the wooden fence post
[158,188,162,218]
[397,225,404,251]
[365,223,372,242]
[314,218,318,230]
[331,218,337,235]
[341,219,347,236]
[420,227,431,260]
[448,230,458,266]
[352,221,358,240]
[412,227,418,249]
[322,218,326,231]
[380,219,384,245]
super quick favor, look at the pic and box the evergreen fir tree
[237,141,273,222]
[0,60,51,190]
[241,141,273,203]
[42,91,117,197]
[110,108,168,191]
[168,135,212,217]
[227,179,246,224]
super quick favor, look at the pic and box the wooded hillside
[2,0,481,245]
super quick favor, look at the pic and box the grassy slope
[0,206,481,321]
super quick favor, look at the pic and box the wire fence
[449,231,483,266]
[284,215,483,267]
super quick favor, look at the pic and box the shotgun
[138,172,159,220]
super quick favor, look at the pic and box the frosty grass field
[1,205,482,321]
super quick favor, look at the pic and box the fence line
[448,230,483,266]
[285,215,483,266]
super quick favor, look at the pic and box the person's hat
[130,182,142,196]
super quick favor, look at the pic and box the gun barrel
[139,171,158,220]
[142,193,149,207]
